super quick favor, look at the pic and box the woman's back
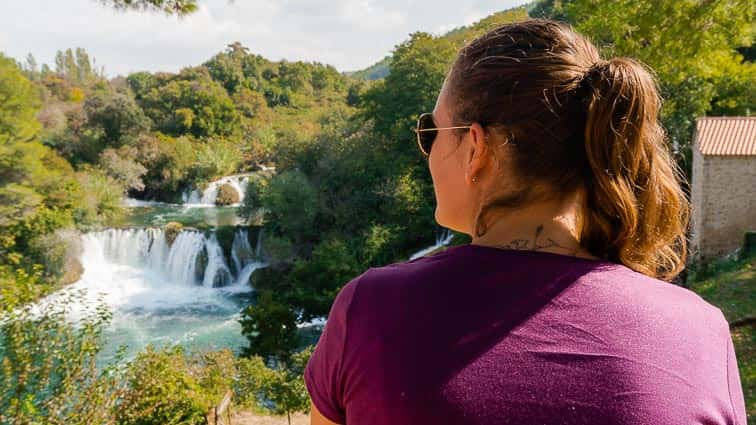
[305,244,746,424]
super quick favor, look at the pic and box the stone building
[690,116,756,259]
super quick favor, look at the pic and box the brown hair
[446,19,688,281]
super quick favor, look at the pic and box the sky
[0,0,530,77]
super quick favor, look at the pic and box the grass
[687,255,755,423]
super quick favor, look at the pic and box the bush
[260,234,296,270]
[117,345,232,425]
[0,287,122,425]
[240,291,299,360]
[260,170,317,241]
[215,183,240,206]
[27,228,83,284]
[164,221,184,246]
[235,346,313,425]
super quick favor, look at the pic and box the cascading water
[409,227,454,260]
[182,174,254,207]
[56,227,266,362]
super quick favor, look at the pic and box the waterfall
[164,230,205,285]
[81,227,262,289]
[409,228,454,260]
[202,234,233,288]
[182,174,254,207]
[231,229,254,275]
[49,226,267,362]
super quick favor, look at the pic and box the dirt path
[230,411,308,425]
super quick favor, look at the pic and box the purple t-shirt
[304,244,747,424]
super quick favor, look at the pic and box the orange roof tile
[694,116,756,156]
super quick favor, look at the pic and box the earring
[472,176,477,182]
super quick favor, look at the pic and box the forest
[0,0,753,423]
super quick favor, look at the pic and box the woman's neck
[469,197,600,260]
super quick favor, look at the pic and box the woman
[304,19,746,424]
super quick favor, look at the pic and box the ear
[465,122,489,185]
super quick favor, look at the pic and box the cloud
[0,0,529,76]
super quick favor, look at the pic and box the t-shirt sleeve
[304,273,363,424]
[724,324,747,425]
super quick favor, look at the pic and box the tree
[240,290,299,360]
[139,68,239,137]
[84,89,152,147]
[563,0,755,150]
[99,0,198,16]
[361,32,457,161]
[259,169,318,241]
[236,347,313,425]
[0,54,41,145]
[288,238,360,320]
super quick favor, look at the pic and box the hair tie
[579,59,609,89]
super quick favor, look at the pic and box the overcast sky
[0,0,530,77]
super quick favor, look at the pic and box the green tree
[361,32,457,161]
[563,0,755,149]
[84,90,152,148]
[259,169,318,241]
[99,0,198,15]
[288,238,360,319]
[140,68,239,137]
[240,290,299,360]
[0,288,123,424]
[0,54,40,145]
[117,345,224,425]
[235,346,313,425]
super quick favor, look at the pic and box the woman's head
[428,19,688,281]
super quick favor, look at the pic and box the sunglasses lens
[417,113,437,156]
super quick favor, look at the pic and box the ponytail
[580,58,689,280]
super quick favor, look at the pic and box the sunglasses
[414,112,472,157]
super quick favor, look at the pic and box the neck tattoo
[486,224,580,256]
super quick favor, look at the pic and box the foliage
[0,55,123,286]
[83,89,151,149]
[0,288,123,425]
[0,54,40,145]
[537,0,756,155]
[139,68,239,137]
[361,32,456,161]
[236,346,313,425]
[100,0,199,16]
[98,147,148,192]
[117,345,232,425]
[73,167,125,227]
[287,238,360,320]
[215,184,239,206]
[259,169,318,241]
[240,290,299,360]
[238,173,269,217]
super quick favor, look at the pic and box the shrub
[0,287,123,425]
[215,183,240,206]
[117,346,217,425]
[235,346,313,425]
[240,291,299,360]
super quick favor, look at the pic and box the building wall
[690,147,706,257]
[691,154,756,259]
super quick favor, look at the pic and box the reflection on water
[117,199,247,228]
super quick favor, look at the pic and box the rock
[215,183,240,206]
[61,258,84,285]
[164,221,184,246]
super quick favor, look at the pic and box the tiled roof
[694,116,756,156]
